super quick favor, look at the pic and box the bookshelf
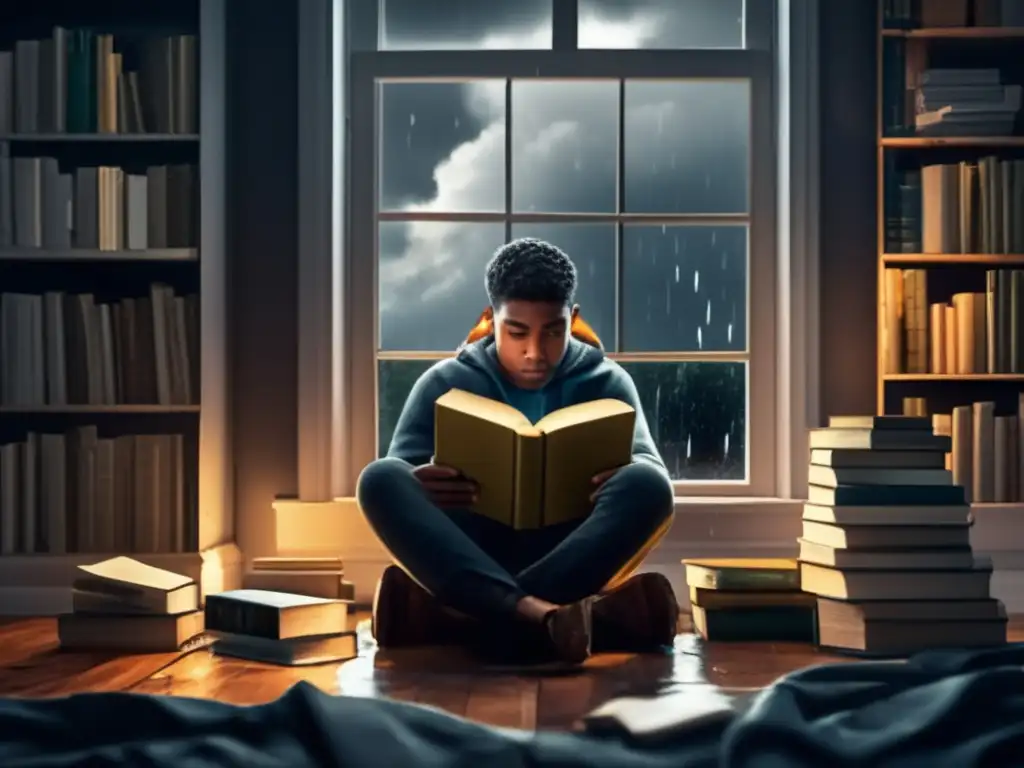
[0,0,238,614]
[877,0,1024,509]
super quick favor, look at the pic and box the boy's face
[493,300,579,390]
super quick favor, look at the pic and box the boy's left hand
[589,466,625,503]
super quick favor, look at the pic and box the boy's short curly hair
[485,238,577,307]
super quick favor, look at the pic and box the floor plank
[0,614,1019,730]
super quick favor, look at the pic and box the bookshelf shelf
[0,133,199,143]
[883,254,1024,265]
[881,136,1024,147]
[0,405,200,414]
[0,248,197,262]
[881,26,1024,39]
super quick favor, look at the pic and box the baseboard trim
[0,543,244,617]
[272,498,1024,611]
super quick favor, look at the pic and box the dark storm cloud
[578,0,744,49]
[380,82,495,208]
[382,0,551,47]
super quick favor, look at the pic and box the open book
[434,389,635,529]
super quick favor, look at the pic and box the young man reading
[357,239,678,663]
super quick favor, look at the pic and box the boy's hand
[589,466,625,503]
[414,463,478,508]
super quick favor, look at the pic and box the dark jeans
[356,457,675,620]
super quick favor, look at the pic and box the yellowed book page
[434,389,532,526]
[535,399,635,526]
[77,556,192,592]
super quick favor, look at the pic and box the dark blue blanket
[2,643,1023,767]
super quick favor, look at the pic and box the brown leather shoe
[591,572,679,652]
[371,565,474,647]
[471,597,594,667]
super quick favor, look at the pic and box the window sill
[272,496,805,562]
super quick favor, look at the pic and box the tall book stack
[801,415,1007,656]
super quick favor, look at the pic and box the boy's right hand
[413,463,478,508]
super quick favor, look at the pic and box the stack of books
[683,558,816,642]
[801,415,1007,655]
[205,589,356,666]
[60,556,205,652]
[244,556,354,601]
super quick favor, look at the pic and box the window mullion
[551,0,579,51]
[614,78,625,353]
[504,78,513,242]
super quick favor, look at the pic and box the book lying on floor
[433,388,635,529]
[204,590,349,639]
[815,597,1007,655]
[58,611,206,653]
[682,559,800,591]
[691,604,817,643]
[73,556,199,614]
[211,630,358,666]
[583,690,739,740]
[246,556,355,601]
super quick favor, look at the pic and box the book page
[77,556,193,592]
[538,402,634,526]
[435,390,535,526]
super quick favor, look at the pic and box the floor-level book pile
[59,556,205,652]
[801,415,1007,655]
[683,558,816,643]
[205,589,357,666]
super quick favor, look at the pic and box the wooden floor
[0,614,1020,731]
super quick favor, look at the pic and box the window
[345,0,777,495]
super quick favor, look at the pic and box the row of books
[881,268,1024,374]
[0,428,194,556]
[884,0,1024,29]
[687,416,1006,655]
[917,158,1024,256]
[921,398,1023,503]
[0,153,197,250]
[0,29,197,136]
[61,556,356,665]
[881,56,1022,137]
[0,285,198,407]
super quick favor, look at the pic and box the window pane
[377,359,436,457]
[618,361,746,482]
[378,222,506,350]
[621,225,747,353]
[511,223,616,347]
[379,81,505,213]
[380,0,552,50]
[578,0,744,49]
[511,81,618,214]
[624,81,749,214]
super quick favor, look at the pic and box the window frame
[297,0,812,503]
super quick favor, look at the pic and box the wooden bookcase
[876,0,1024,508]
[0,0,238,615]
